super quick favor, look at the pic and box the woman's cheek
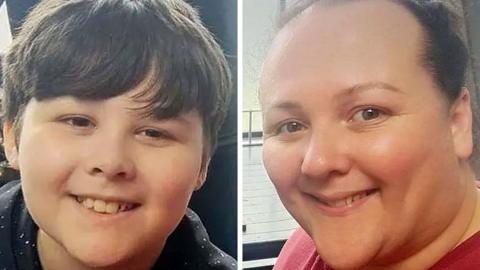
[356,128,435,186]
[263,141,302,194]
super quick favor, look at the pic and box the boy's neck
[36,229,160,270]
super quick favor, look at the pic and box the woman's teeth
[322,190,375,208]
[76,196,134,214]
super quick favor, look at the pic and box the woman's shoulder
[429,231,480,269]
[273,228,329,270]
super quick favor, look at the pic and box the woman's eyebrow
[263,82,401,114]
[336,81,403,99]
[264,101,303,115]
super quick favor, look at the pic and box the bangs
[21,0,226,120]
[3,0,231,152]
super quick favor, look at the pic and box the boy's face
[3,84,207,267]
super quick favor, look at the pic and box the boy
[0,0,235,269]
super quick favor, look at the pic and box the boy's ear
[194,158,211,191]
[450,88,473,160]
[3,121,19,169]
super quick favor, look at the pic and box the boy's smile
[4,84,207,269]
[73,194,140,214]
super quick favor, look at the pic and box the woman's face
[261,1,473,269]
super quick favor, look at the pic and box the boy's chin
[61,235,146,268]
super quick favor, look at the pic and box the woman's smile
[303,188,380,216]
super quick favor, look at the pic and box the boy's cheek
[145,158,202,202]
[18,133,75,179]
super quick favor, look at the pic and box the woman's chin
[320,250,373,270]
[323,252,376,270]
[313,236,382,270]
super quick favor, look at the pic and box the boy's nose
[88,159,136,180]
[85,138,136,181]
[300,130,352,180]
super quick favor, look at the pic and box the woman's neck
[367,168,480,270]
[457,186,480,246]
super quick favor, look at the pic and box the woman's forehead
[261,0,426,97]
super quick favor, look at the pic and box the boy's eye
[139,128,172,140]
[143,129,162,138]
[62,116,95,128]
[352,108,385,122]
[277,121,305,134]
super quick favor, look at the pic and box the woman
[260,0,480,269]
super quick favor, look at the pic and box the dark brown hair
[2,0,231,154]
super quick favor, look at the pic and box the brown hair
[2,0,232,155]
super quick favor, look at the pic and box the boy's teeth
[76,196,132,214]
[83,198,94,209]
[94,200,106,212]
[105,202,120,214]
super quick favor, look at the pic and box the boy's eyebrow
[158,114,194,126]
[130,108,195,126]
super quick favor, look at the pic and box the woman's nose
[300,130,352,180]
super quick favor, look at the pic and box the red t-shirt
[273,228,480,270]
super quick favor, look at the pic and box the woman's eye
[352,108,384,122]
[277,121,305,134]
[63,116,94,128]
